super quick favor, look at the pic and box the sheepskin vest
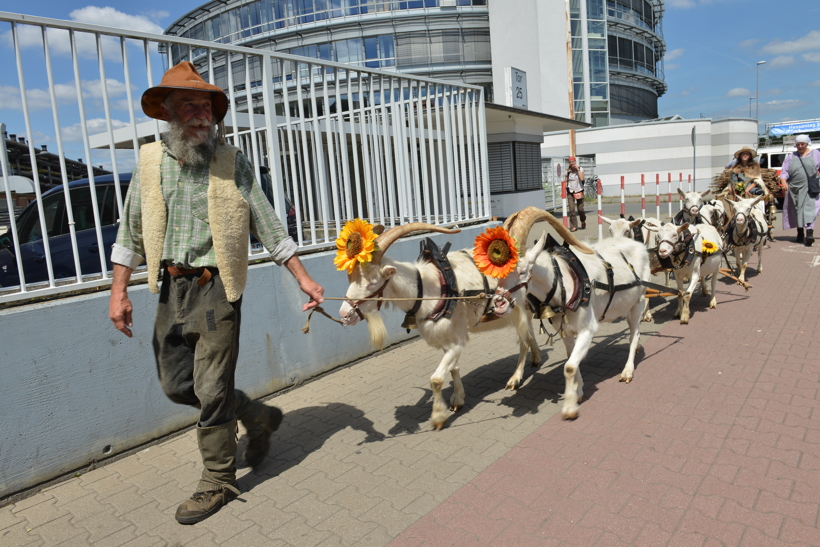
[732,161,761,179]
[139,141,250,302]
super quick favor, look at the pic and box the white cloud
[0,79,134,112]
[737,39,758,49]
[60,118,132,142]
[762,99,807,112]
[810,80,820,87]
[680,90,691,96]
[0,8,163,62]
[726,87,751,98]
[762,30,820,55]
[665,63,681,70]
[768,55,796,68]
[803,52,820,63]
[665,48,685,61]
[668,0,696,7]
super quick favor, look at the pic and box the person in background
[108,62,325,525]
[726,147,765,198]
[564,156,586,232]
[780,134,820,246]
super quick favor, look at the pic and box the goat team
[335,188,769,428]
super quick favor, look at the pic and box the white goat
[676,189,727,232]
[490,207,651,420]
[647,222,723,324]
[339,222,541,430]
[718,194,766,283]
[600,214,662,322]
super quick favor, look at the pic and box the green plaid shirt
[112,142,296,270]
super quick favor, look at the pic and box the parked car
[0,170,298,288]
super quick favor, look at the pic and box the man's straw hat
[141,61,228,122]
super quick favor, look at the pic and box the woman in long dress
[780,135,820,246]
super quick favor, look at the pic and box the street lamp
[749,97,755,118]
[756,61,766,121]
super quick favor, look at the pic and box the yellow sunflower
[702,240,718,255]
[334,218,378,274]
[473,226,519,279]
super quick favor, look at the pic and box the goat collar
[346,277,391,322]
[654,228,695,271]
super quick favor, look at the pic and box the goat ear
[629,219,642,228]
[701,189,712,198]
[380,265,397,278]
[372,224,386,235]
[677,188,686,198]
[644,223,659,232]
[600,214,613,224]
[751,195,764,207]
[677,222,689,233]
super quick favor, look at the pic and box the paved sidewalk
[2,224,819,546]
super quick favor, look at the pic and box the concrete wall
[541,117,758,197]
[488,0,570,118]
[0,224,490,497]
[490,189,545,218]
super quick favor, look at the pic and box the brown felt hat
[141,62,228,122]
[733,146,757,159]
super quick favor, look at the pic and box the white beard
[163,118,217,166]
[363,310,388,350]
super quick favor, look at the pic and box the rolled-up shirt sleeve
[236,153,297,265]
[111,165,146,270]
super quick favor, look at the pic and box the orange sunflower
[473,226,519,279]
[334,218,379,274]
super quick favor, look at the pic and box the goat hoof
[505,381,520,390]
[561,410,579,420]
[450,403,463,412]
[620,377,632,384]
[432,420,446,431]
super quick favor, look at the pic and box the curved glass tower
[165,0,665,126]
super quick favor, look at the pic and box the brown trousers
[568,195,586,230]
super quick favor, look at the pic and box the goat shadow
[236,402,385,493]
[388,299,677,433]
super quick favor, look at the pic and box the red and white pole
[561,177,568,227]
[679,173,683,210]
[688,173,692,193]
[641,174,646,218]
[667,173,673,218]
[655,173,661,219]
[620,176,626,217]
[597,177,603,240]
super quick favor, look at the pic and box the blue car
[0,171,298,288]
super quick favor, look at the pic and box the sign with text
[769,120,820,136]
[505,67,528,109]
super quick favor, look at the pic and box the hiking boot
[806,229,815,247]
[796,228,804,243]
[243,405,283,468]
[175,482,240,525]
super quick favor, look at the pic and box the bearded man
[108,62,324,524]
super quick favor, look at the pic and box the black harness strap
[401,268,425,332]
[724,213,763,249]
[545,236,591,311]
[418,238,458,321]
[457,249,494,320]
[654,228,696,272]
[591,251,643,321]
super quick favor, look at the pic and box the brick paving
[1,224,819,546]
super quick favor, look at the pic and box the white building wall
[541,118,758,196]
[488,0,570,118]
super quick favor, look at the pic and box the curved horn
[507,206,594,255]
[372,223,461,263]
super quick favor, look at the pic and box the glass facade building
[165,0,665,126]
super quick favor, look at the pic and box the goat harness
[653,227,696,272]
[723,213,764,249]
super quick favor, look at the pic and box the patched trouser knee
[153,270,243,428]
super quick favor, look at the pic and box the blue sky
[2,0,819,172]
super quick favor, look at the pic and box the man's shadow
[237,402,384,493]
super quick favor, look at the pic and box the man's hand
[284,254,325,311]
[299,278,325,311]
[109,292,134,337]
[110,264,135,337]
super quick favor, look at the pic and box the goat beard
[362,310,388,350]
[163,117,218,166]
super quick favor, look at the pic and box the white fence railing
[0,11,490,304]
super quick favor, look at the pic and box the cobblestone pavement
[2,220,819,546]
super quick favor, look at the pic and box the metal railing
[0,11,490,304]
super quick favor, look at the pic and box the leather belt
[166,265,213,286]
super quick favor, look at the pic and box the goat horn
[507,206,594,255]
[373,223,461,263]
